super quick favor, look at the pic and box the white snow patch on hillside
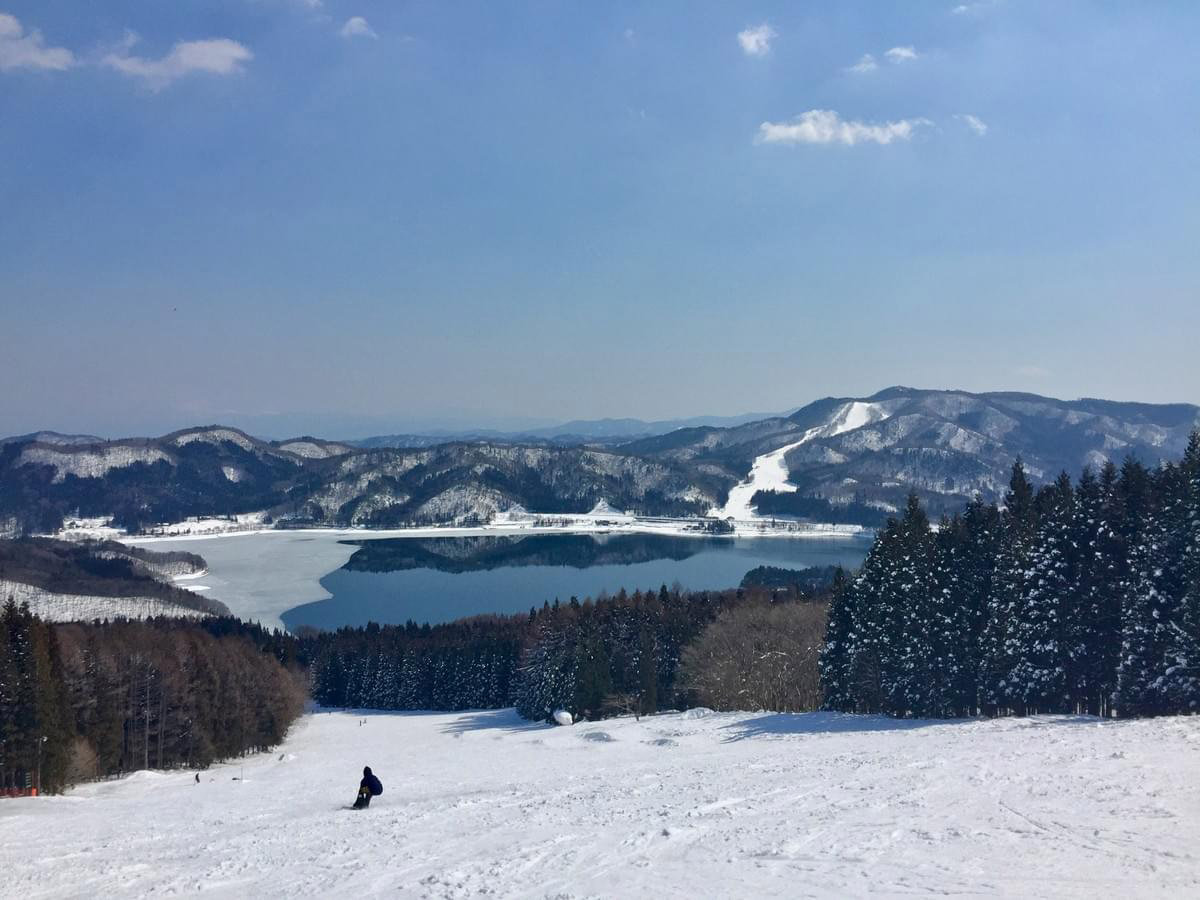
[713,402,889,521]
[172,428,256,452]
[2,709,1197,898]
[221,465,243,483]
[278,440,352,459]
[0,580,208,622]
[18,445,173,483]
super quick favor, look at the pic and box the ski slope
[3,708,1198,898]
[714,401,889,521]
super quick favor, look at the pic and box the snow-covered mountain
[2,389,1196,532]
[624,387,1200,519]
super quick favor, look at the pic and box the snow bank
[2,709,1197,898]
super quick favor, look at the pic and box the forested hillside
[3,390,1197,535]
[0,538,226,618]
[821,433,1200,718]
[0,607,305,794]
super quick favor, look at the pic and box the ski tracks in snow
[2,710,1199,898]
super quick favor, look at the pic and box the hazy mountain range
[2,388,1196,535]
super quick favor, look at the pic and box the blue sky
[2,1,1198,438]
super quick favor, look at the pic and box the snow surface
[0,579,208,623]
[17,444,173,483]
[713,402,889,522]
[128,531,365,631]
[3,708,1198,898]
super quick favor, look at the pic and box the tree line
[306,581,833,723]
[821,433,1200,718]
[0,605,306,794]
[309,587,736,721]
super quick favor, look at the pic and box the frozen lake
[130,531,869,632]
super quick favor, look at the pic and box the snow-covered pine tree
[979,460,1038,715]
[818,567,856,711]
[1008,472,1075,713]
[846,519,903,713]
[1158,433,1200,711]
[513,625,576,722]
[1116,461,1192,715]
[888,494,937,716]
[1065,465,1126,714]
[925,513,978,717]
[953,499,1001,715]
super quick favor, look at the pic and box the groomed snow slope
[3,709,1197,898]
[714,401,889,521]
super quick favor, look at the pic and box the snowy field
[3,708,1197,899]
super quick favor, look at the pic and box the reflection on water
[342,533,717,574]
[281,532,870,632]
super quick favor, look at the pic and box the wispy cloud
[0,12,75,72]
[103,35,252,90]
[340,17,377,39]
[756,109,931,147]
[955,113,989,136]
[846,53,877,74]
[952,1,1000,14]
[884,45,919,63]
[737,23,776,57]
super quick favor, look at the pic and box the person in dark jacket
[353,766,383,809]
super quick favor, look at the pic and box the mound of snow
[552,709,573,726]
[680,707,714,720]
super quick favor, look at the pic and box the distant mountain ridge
[346,408,798,448]
[1,388,1196,535]
[622,387,1200,519]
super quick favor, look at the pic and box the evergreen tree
[818,568,856,711]
[1117,462,1192,715]
[980,460,1039,714]
[513,625,576,721]
[1008,472,1075,713]
[1158,434,1200,710]
[889,494,937,715]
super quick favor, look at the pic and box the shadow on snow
[439,708,551,736]
[720,711,976,742]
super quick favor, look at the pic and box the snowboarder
[353,766,383,809]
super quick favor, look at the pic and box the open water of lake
[280,532,870,631]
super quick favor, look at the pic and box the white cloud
[956,113,988,136]
[340,17,377,39]
[756,109,932,147]
[846,53,877,74]
[884,45,918,63]
[103,36,252,89]
[952,1,1000,14]
[737,23,776,57]
[0,12,75,72]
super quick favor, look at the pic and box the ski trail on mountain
[712,401,888,521]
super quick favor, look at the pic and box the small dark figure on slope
[353,766,383,809]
